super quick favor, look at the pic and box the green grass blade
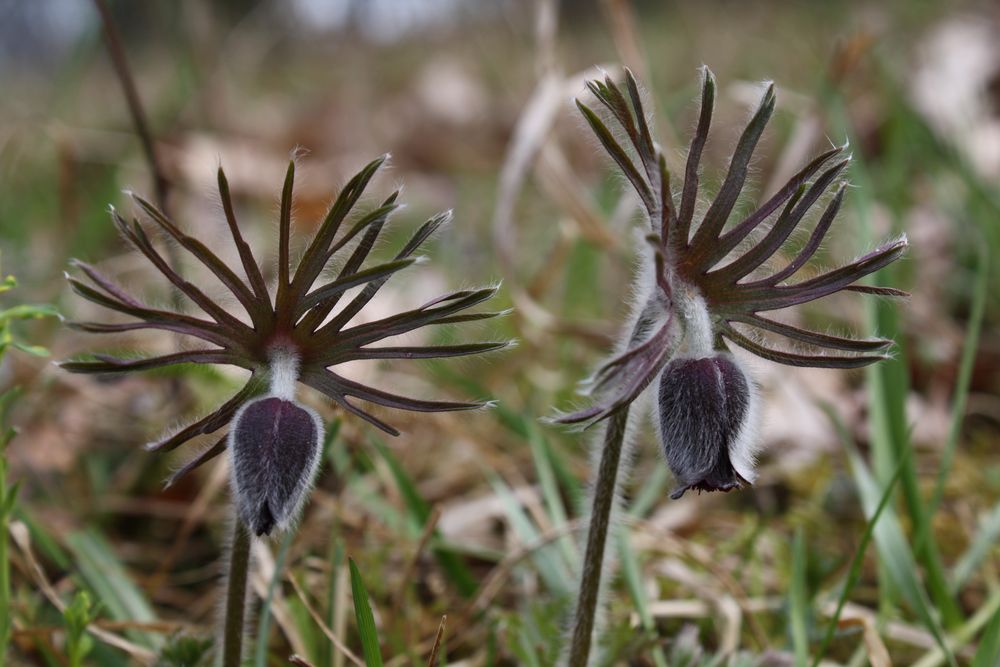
[370,438,477,597]
[951,500,1000,592]
[971,602,1000,667]
[790,528,809,667]
[348,558,384,667]
[12,508,70,569]
[928,245,989,517]
[254,529,294,667]
[486,473,573,596]
[64,529,160,649]
[527,427,577,572]
[616,532,667,667]
[812,408,908,667]
[834,91,961,626]
[287,592,321,662]
[912,588,1000,667]
[628,465,669,519]
[495,407,583,509]
[321,535,345,667]
[865,297,961,627]
[841,435,956,666]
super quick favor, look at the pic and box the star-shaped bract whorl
[64,156,509,488]
[557,68,906,428]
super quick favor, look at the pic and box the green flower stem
[567,408,630,667]
[223,520,252,667]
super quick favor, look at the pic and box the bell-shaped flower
[553,68,907,495]
[657,353,755,498]
[229,372,324,535]
[62,156,510,532]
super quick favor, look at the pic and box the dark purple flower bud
[656,353,756,499]
[229,396,324,536]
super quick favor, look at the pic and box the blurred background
[1,0,999,664]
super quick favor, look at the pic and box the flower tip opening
[669,471,750,500]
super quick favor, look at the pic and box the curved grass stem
[566,409,630,667]
[223,520,252,667]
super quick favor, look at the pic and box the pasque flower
[557,68,907,667]
[556,67,907,496]
[63,156,508,534]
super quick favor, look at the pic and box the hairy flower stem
[222,521,251,667]
[567,408,630,667]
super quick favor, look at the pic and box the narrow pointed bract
[64,155,508,500]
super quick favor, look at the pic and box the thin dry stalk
[426,615,447,667]
[91,0,171,214]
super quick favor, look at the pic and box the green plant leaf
[971,604,1000,667]
[486,473,573,596]
[811,416,907,667]
[950,500,1000,592]
[842,437,955,666]
[928,244,989,518]
[254,530,294,667]
[0,303,60,323]
[65,529,160,649]
[527,427,577,572]
[11,341,49,357]
[349,558,384,667]
[790,529,809,667]
[370,438,477,597]
[617,532,667,667]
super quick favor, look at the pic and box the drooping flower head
[555,68,906,496]
[63,156,509,534]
